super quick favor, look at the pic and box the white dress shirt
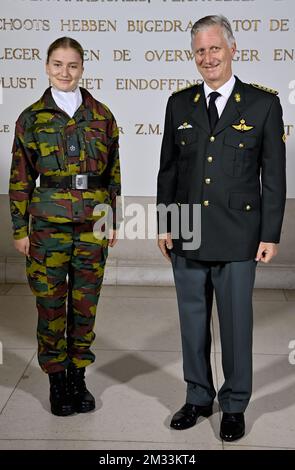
[51,86,82,118]
[204,75,236,118]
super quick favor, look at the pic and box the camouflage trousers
[26,217,108,374]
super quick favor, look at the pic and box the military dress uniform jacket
[157,77,286,261]
[9,87,120,240]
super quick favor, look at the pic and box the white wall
[1,0,294,196]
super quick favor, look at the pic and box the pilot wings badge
[178,122,193,130]
[232,119,254,132]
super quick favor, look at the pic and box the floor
[0,284,294,450]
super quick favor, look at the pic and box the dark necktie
[208,91,220,132]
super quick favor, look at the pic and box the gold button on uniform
[207,156,213,163]
[181,140,186,146]
[203,200,210,207]
[245,204,251,211]
[239,143,245,148]
[205,178,211,184]
[210,136,215,142]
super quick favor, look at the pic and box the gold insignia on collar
[234,93,241,103]
[194,93,200,103]
[282,133,287,143]
[232,119,254,132]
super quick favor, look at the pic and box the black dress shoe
[170,403,213,430]
[220,412,245,441]
[67,365,95,413]
[48,371,75,416]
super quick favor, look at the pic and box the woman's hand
[108,229,118,248]
[14,236,30,256]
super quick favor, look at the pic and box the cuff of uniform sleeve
[13,227,29,240]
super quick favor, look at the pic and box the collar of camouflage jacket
[37,87,99,118]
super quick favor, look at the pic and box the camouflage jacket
[9,87,121,239]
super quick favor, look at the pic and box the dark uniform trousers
[171,253,257,413]
[27,217,108,374]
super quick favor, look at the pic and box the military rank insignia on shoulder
[172,83,198,95]
[250,83,279,95]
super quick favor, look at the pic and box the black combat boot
[48,370,75,416]
[67,365,95,413]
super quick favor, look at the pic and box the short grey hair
[191,15,235,49]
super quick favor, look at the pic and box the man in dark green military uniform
[157,15,286,441]
[9,37,121,416]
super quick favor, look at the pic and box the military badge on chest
[232,119,254,132]
[177,122,193,130]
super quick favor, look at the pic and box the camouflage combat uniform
[9,87,120,373]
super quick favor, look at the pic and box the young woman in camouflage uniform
[9,37,121,416]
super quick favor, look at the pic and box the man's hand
[255,242,278,263]
[108,229,118,248]
[158,233,173,262]
[14,236,30,256]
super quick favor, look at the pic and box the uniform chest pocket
[84,120,109,167]
[222,133,257,177]
[34,126,65,171]
[175,129,198,154]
